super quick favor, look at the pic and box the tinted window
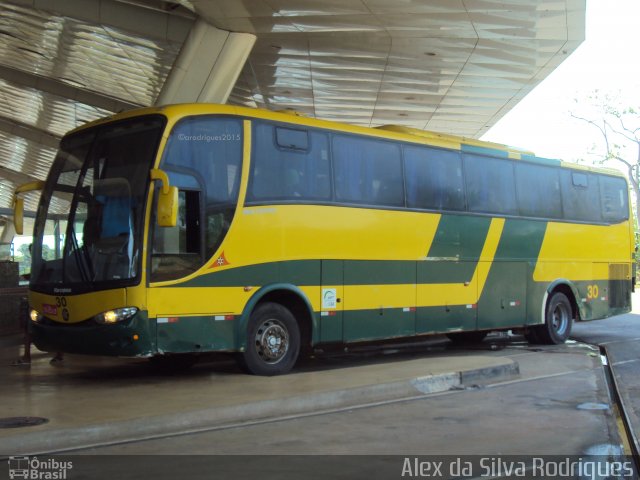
[600,175,629,222]
[404,145,465,211]
[515,163,562,218]
[276,127,308,150]
[162,116,242,206]
[463,154,517,215]
[560,171,602,222]
[248,123,330,201]
[572,172,588,187]
[151,189,202,282]
[333,135,404,207]
[154,116,243,281]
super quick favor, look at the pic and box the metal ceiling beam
[0,64,141,113]
[0,116,60,150]
[0,164,41,185]
[7,0,194,44]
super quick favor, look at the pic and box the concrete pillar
[0,218,16,248]
[156,18,256,105]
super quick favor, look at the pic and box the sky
[481,0,640,166]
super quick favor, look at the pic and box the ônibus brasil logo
[8,457,72,479]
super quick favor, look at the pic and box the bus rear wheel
[532,292,574,345]
[238,302,300,376]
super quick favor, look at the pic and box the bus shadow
[36,332,559,385]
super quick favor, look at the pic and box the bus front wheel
[238,302,300,376]
[532,292,574,345]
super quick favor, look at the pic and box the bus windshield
[30,115,165,293]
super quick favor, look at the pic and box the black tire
[149,353,199,372]
[447,331,488,344]
[533,292,574,344]
[238,302,300,376]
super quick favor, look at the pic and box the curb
[1,359,519,455]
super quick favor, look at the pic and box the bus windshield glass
[30,115,165,293]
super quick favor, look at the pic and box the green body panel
[178,260,321,288]
[426,215,490,262]
[320,260,343,342]
[477,262,528,329]
[343,261,416,341]
[525,280,551,326]
[343,307,415,342]
[492,219,548,261]
[343,260,416,284]
[31,311,156,357]
[157,315,235,353]
[416,305,476,334]
[417,261,477,333]
[571,279,632,320]
[477,219,548,328]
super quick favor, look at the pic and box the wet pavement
[572,313,640,456]
[0,296,638,465]
[0,334,518,455]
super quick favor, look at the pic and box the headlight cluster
[93,307,138,325]
[29,309,43,323]
[29,306,138,324]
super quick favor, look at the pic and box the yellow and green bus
[19,104,634,375]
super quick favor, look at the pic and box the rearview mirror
[157,185,178,227]
[13,180,45,235]
[150,169,178,228]
[13,197,24,235]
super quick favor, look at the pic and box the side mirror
[13,180,45,235]
[13,197,24,235]
[150,169,178,228]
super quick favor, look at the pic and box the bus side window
[463,154,517,215]
[599,175,629,222]
[560,171,602,222]
[515,163,562,219]
[151,189,201,281]
[248,122,331,202]
[333,135,404,207]
[404,145,465,211]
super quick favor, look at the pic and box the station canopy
[0,0,585,226]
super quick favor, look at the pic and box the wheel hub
[255,319,289,363]
[552,304,569,335]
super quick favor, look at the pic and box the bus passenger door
[319,260,343,343]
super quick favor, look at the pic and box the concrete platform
[0,339,518,455]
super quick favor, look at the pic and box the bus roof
[69,103,626,179]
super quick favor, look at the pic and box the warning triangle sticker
[210,251,230,268]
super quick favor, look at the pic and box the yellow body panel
[30,289,126,324]
[533,222,632,282]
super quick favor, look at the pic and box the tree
[571,90,640,220]
[18,243,31,264]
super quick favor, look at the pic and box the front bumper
[31,311,157,357]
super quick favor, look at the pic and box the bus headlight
[94,307,138,325]
[30,309,43,323]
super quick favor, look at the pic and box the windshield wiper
[68,225,93,283]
